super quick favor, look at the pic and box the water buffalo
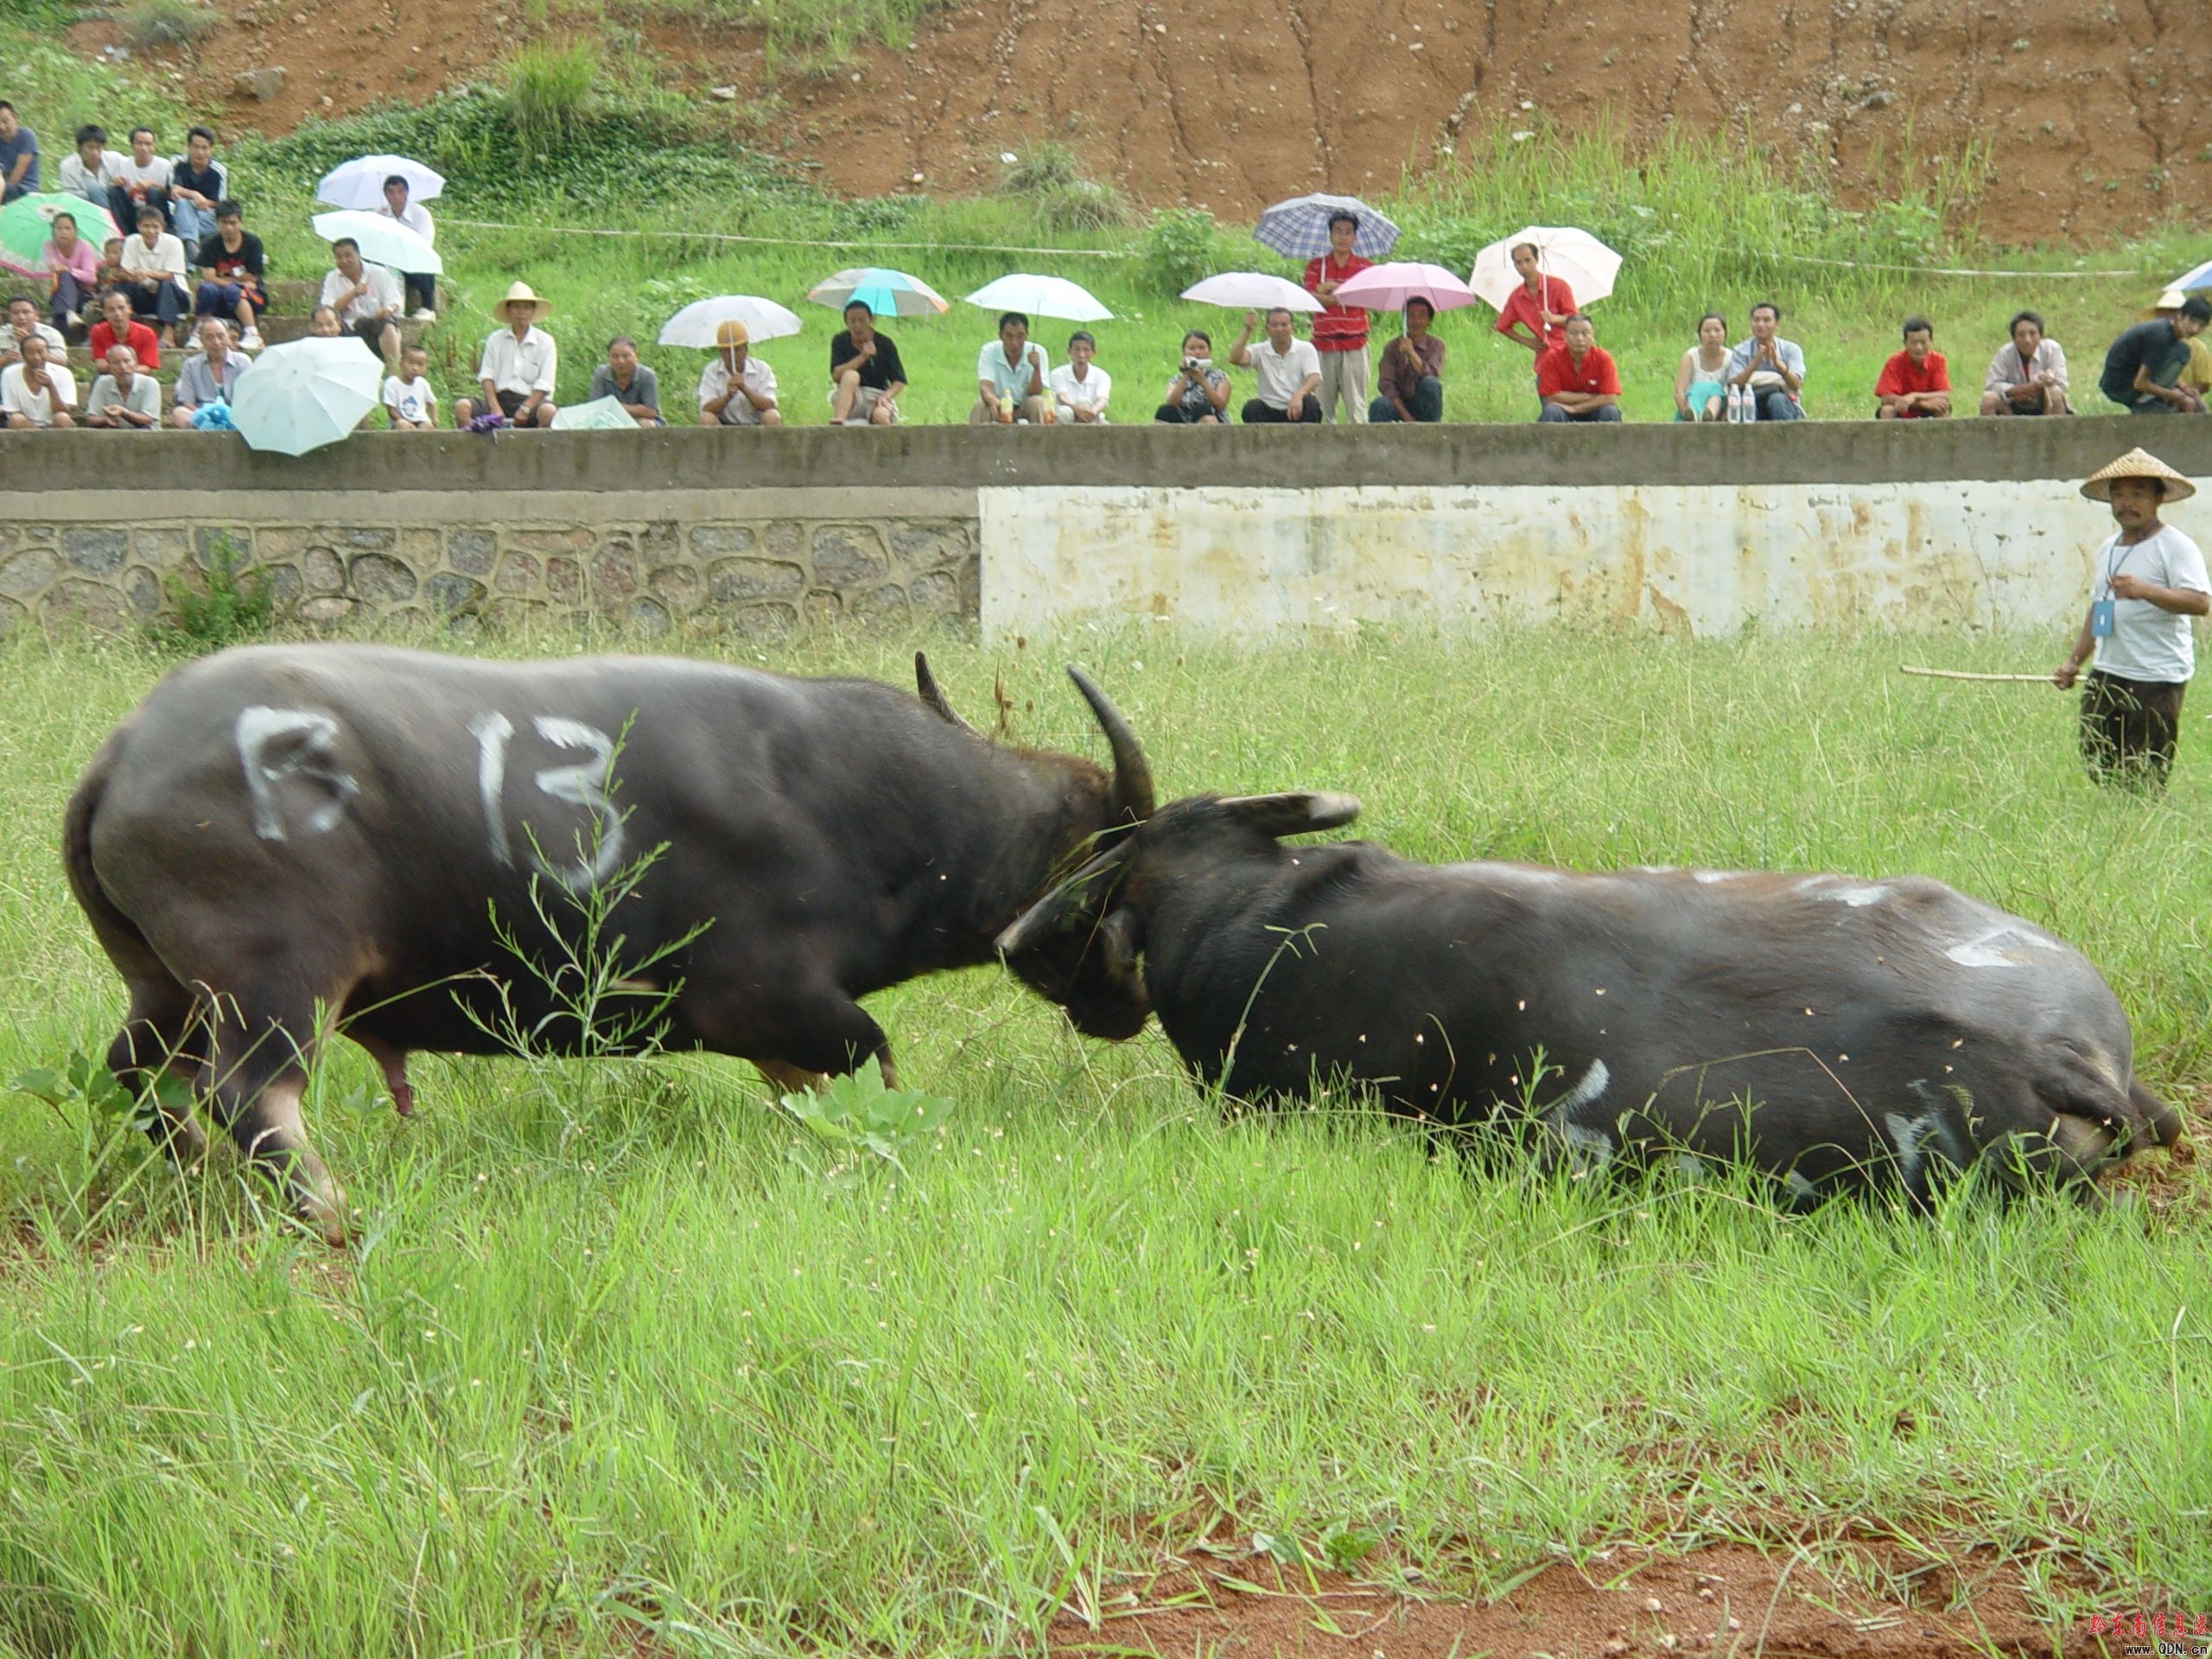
[64,645,1154,1241]
[998,792,2183,1201]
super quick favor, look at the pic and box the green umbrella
[550,396,639,431]
[0,194,119,278]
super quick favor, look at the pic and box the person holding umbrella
[698,319,781,428]
[1494,241,1575,358]
[374,175,439,321]
[830,300,906,426]
[318,236,404,372]
[1303,210,1373,423]
[1368,297,1446,423]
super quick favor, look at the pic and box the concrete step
[265,277,442,313]
[64,315,429,374]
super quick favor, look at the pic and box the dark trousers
[1154,403,1224,423]
[124,277,183,326]
[108,184,170,231]
[2080,671,2184,789]
[1242,395,1321,424]
[1538,402,1623,423]
[48,271,88,332]
[0,181,29,203]
[400,271,438,313]
[1369,377,1443,423]
[1749,389,1802,421]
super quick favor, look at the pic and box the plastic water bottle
[1726,384,1742,424]
[998,391,1014,424]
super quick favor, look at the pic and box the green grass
[1,626,2209,1655]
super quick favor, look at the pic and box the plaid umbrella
[1251,193,1399,261]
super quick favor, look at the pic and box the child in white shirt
[383,344,437,429]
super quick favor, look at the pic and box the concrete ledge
[2,419,2205,493]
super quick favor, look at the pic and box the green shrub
[1134,207,1248,294]
[162,534,275,649]
[119,0,220,50]
[505,39,601,152]
[1000,143,1132,233]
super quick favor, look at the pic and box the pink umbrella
[1330,262,1478,313]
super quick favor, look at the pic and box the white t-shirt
[118,154,172,195]
[383,373,436,424]
[698,354,778,424]
[2091,524,2209,683]
[1048,361,1111,418]
[1250,336,1320,409]
[321,263,402,324]
[1,361,78,426]
[120,232,187,283]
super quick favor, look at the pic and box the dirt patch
[77,0,2211,243]
[1046,1539,2126,1659]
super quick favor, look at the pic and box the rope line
[439,217,1128,258]
[1766,251,2155,280]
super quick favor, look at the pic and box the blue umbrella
[2169,257,2212,291]
[1252,193,1400,261]
[806,266,950,320]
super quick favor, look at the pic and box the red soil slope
[81,0,2209,240]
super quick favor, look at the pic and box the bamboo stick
[1898,665,2055,683]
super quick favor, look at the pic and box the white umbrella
[315,155,446,212]
[310,210,443,276]
[962,273,1113,321]
[657,296,804,348]
[550,396,639,431]
[1179,272,1325,313]
[1469,226,1622,313]
[230,336,382,457]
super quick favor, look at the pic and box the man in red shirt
[1302,210,1373,423]
[1875,315,1950,418]
[1495,241,1575,358]
[86,287,159,372]
[1535,314,1622,423]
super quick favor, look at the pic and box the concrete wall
[1,423,2203,641]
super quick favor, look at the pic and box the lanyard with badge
[2093,538,2145,638]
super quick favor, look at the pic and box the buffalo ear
[996,842,1132,957]
[1218,791,1362,837]
[1099,906,1144,980]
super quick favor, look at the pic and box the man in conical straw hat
[2053,448,2210,788]
[453,281,559,429]
[697,317,781,429]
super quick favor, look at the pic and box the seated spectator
[1535,314,1623,423]
[454,281,557,429]
[697,319,781,427]
[972,310,1048,424]
[168,126,227,251]
[58,124,121,208]
[1154,329,1231,424]
[1980,309,2069,416]
[319,237,403,371]
[94,236,127,294]
[1874,315,1951,419]
[383,343,438,430]
[589,335,662,427]
[1675,312,1729,421]
[1495,241,1574,358]
[1230,307,1322,424]
[1368,297,1446,423]
[0,292,67,369]
[2146,289,2212,412]
[2,334,74,428]
[193,200,266,351]
[108,126,174,234]
[88,289,161,372]
[0,102,39,204]
[375,175,439,320]
[307,304,343,338]
[1726,302,1807,421]
[2101,297,2210,414]
[168,318,246,428]
[83,344,160,429]
[39,212,98,337]
[1049,330,1110,424]
[830,300,905,425]
[118,206,189,345]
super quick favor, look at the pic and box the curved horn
[995,842,1131,957]
[915,652,981,738]
[1217,792,1363,837]
[1066,665,1155,821]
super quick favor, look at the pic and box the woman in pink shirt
[41,213,98,336]
[1494,241,1576,356]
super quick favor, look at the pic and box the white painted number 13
[467,711,626,892]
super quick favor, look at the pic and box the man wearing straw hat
[454,282,559,429]
[697,318,781,428]
[2053,448,2210,787]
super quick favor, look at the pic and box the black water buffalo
[999,792,2183,1201]
[64,645,1154,1240]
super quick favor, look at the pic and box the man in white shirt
[118,206,188,344]
[83,343,160,429]
[454,281,558,429]
[970,311,1048,424]
[319,237,404,372]
[1230,306,1322,423]
[59,124,124,207]
[2053,448,2212,789]
[697,319,781,427]
[0,293,67,369]
[1,334,76,428]
[107,124,174,234]
[1048,330,1110,424]
[375,175,439,320]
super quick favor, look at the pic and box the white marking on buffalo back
[235,706,358,842]
[467,710,516,868]
[1945,927,2061,969]
[1808,881,1890,906]
[1692,870,1739,884]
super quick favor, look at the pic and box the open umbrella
[806,267,949,319]
[230,336,379,457]
[658,295,804,347]
[1252,193,1399,261]
[0,193,118,278]
[1468,226,1622,313]
[309,209,443,276]
[550,396,641,431]
[962,273,1113,321]
[315,155,447,212]
[1331,262,1479,313]
[2168,257,2212,292]
[1179,272,1324,313]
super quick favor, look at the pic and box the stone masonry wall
[0,514,981,641]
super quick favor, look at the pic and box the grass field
[1,626,2209,1656]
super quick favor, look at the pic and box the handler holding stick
[2054,448,2210,788]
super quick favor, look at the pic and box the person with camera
[1154,329,1231,423]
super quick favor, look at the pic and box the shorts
[347,317,392,351]
[833,384,900,423]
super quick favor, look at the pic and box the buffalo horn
[996,842,1131,957]
[1066,666,1155,821]
[1218,792,1363,837]
[915,652,982,737]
